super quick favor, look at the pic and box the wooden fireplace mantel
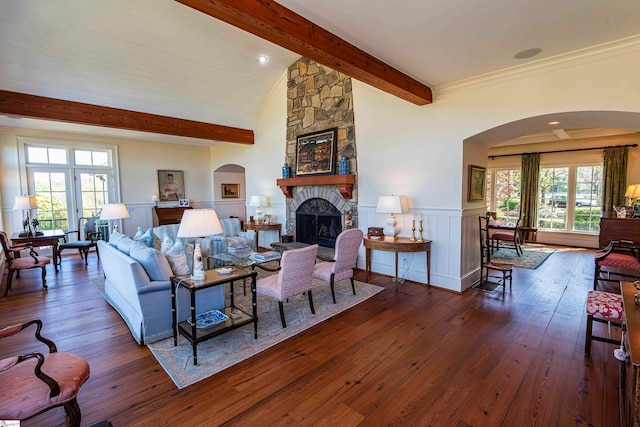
[276,174,356,199]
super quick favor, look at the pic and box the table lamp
[376,195,409,241]
[13,195,39,237]
[249,195,267,223]
[177,209,223,280]
[100,203,130,234]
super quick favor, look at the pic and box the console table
[363,237,431,291]
[243,222,281,251]
[12,229,65,273]
[620,281,640,426]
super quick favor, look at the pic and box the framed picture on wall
[158,170,185,201]
[221,183,240,199]
[467,165,486,201]
[295,128,337,176]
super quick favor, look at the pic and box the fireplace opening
[296,198,342,248]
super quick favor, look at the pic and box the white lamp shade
[177,209,223,238]
[13,195,37,210]
[249,195,268,207]
[376,195,409,214]
[100,203,130,220]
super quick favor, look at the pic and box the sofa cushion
[116,236,135,255]
[134,227,153,247]
[161,237,192,276]
[129,241,172,282]
[108,231,127,247]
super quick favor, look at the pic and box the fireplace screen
[296,198,342,248]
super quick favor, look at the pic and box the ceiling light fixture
[513,48,542,60]
[548,121,560,125]
[258,55,268,64]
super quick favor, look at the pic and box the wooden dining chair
[479,215,513,295]
[58,215,102,265]
[491,213,523,256]
[593,240,640,290]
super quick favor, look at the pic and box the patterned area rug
[489,244,556,269]
[89,275,383,389]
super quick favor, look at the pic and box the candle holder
[410,220,417,241]
[417,220,424,242]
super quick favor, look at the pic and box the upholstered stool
[585,290,624,355]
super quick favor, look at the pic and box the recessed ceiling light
[548,121,560,125]
[514,48,542,60]
[258,55,269,64]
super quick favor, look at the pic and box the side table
[363,237,431,292]
[171,268,257,365]
[243,222,282,250]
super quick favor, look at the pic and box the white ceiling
[1,0,639,145]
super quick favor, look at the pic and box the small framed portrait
[179,199,190,207]
[262,215,272,224]
[158,170,185,201]
[467,165,486,201]
[295,128,337,176]
[221,183,240,199]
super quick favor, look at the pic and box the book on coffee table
[254,251,281,261]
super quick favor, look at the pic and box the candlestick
[410,219,416,241]
[417,220,424,242]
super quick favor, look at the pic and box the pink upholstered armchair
[0,231,51,296]
[0,319,90,426]
[255,244,318,328]
[313,228,363,303]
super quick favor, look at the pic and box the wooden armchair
[58,216,102,265]
[593,240,640,290]
[0,319,90,426]
[0,231,50,296]
[491,213,523,256]
[254,244,318,328]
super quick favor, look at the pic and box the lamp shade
[631,185,640,199]
[376,195,409,214]
[177,209,223,238]
[626,185,638,197]
[249,195,267,207]
[99,203,130,220]
[13,195,37,210]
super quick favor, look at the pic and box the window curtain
[520,153,540,229]
[602,147,628,214]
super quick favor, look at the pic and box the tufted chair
[593,240,640,290]
[0,231,51,296]
[313,228,363,303]
[254,244,318,328]
[0,319,90,426]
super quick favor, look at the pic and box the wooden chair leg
[585,314,593,355]
[330,274,336,304]
[350,276,356,295]
[5,270,14,295]
[41,266,48,290]
[278,301,286,328]
[65,397,82,427]
[308,289,315,314]
[82,249,89,265]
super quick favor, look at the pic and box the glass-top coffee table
[209,252,282,295]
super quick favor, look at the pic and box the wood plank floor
[0,246,623,426]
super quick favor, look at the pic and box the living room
[1,1,640,425]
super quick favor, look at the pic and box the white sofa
[98,231,225,345]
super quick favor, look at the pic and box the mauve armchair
[313,228,363,303]
[255,244,318,328]
[0,319,90,426]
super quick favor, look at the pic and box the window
[574,165,602,232]
[493,169,521,222]
[538,167,568,231]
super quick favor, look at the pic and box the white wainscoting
[357,205,463,292]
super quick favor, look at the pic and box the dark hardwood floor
[0,246,623,426]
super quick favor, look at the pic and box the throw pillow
[129,241,172,282]
[134,227,153,247]
[161,238,192,276]
[160,233,175,253]
[108,231,127,247]
[116,236,135,255]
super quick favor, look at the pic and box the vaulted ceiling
[1,0,639,145]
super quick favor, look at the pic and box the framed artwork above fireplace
[295,128,337,176]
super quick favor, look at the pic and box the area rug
[489,244,555,269]
[90,276,383,389]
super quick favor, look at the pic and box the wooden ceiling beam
[0,90,254,144]
[176,0,433,105]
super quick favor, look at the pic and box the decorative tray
[215,267,234,275]
[187,310,229,328]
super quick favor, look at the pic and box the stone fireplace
[282,58,358,244]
